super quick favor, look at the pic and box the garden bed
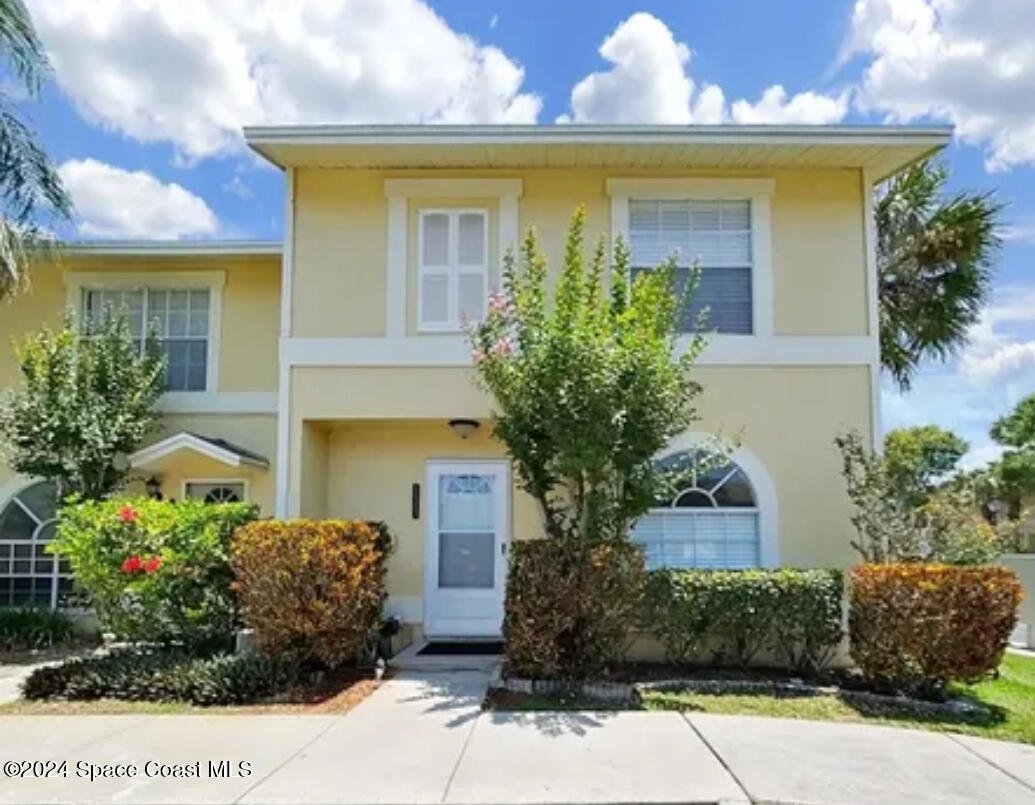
[485,652,1035,746]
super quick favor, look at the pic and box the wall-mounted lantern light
[145,475,163,500]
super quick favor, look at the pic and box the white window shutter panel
[420,273,450,326]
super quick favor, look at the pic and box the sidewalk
[0,669,1033,805]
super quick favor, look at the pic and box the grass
[488,652,1035,745]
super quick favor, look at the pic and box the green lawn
[487,652,1035,745]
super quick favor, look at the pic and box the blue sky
[20,0,1035,468]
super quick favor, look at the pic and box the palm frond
[0,0,50,95]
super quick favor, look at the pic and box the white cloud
[561,13,847,125]
[957,287,1035,383]
[29,0,541,160]
[848,0,1035,170]
[59,159,218,239]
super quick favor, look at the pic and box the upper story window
[83,288,211,392]
[628,199,753,334]
[418,209,488,332]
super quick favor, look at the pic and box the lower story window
[0,482,74,608]
[184,482,246,504]
[631,449,760,570]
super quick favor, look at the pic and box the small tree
[469,206,705,544]
[0,310,164,500]
[883,425,968,507]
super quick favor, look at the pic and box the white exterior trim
[280,334,876,367]
[181,478,251,503]
[275,362,291,517]
[862,168,882,453]
[607,177,775,338]
[657,431,780,568]
[157,392,277,414]
[384,178,523,198]
[280,167,295,337]
[129,432,267,470]
[0,475,33,511]
[64,270,226,393]
[63,241,280,257]
[385,195,407,338]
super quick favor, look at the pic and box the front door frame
[423,459,510,638]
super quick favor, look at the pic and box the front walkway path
[0,669,1033,805]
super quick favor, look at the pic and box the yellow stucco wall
[289,166,869,338]
[288,363,870,606]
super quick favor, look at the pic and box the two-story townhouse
[0,124,950,639]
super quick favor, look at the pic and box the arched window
[0,482,74,608]
[631,449,761,570]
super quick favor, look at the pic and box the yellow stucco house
[0,124,951,639]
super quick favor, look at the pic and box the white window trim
[182,478,251,503]
[64,271,225,393]
[382,177,522,339]
[417,208,489,333]
[649,431,779,568]
[607,178,774,339]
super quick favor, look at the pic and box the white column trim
[386,195,407,338]
[498,194,520,276]
[751,193,774,338]
[862,168,882,453]
[279,167,296,337]
[275,360,291,517]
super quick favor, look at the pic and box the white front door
[424,461,509,638]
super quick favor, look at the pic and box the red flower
[117,505,138,524]
[121,555,143,574]
[143,556,162,574]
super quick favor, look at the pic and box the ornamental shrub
[849,564,1023,697]
[53,498,258,648]
[504,539,646,679]
[230,520,391,667]
[22,648,299,705]
[0,607,75,652]
[644,569,844,673]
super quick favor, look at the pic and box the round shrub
[53,498,259,648]
[504,539,646,679]
[230,519,391,667]
[849,563,1023,696]
[0,607,75,652]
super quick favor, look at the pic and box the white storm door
[424,461,509,638]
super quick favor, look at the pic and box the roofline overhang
[128,432,269,470]
[59,240,282,257]
[244,123,953,177]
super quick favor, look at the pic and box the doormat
[417,641,504,656]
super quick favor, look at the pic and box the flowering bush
[53,497,258,647]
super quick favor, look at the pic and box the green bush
[53,498,259,648]
[230,519,391,667]
[849,563,1022,696]
[0,608,75,652]
[644,569,844,673]
[504,540,646,679]
[22,648,299,705]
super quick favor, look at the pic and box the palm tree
[877,159,1001,389]
[0,0,71,299]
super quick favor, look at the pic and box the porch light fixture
[145,475,163,500]
[448,418,479,440]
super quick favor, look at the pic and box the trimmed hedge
[53,498,259,648]
[0,608,75,652]
[504,540,646,679]
[231,519,391,667]
[849,563,1023,696]
[22,648,299,705]
[644,569,844,673]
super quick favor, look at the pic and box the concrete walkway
[0,669,1033,805]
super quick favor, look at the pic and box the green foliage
[0,311,165,500]
[991,394,1035,448]
[231,519,391,667]
[469,207,705,543]
[22,648,300,705]
[877,160,1002,390]
[504,539,646,679]
[983,393,1035,506]
[0,0,73,299]
[884,425,968,505]
[836,430,1010,564]
[849,564,1022,697]
[644,569,844,674]
[53,498,258,647]
[0,607,74,652]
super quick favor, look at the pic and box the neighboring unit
[0,124,950,635]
